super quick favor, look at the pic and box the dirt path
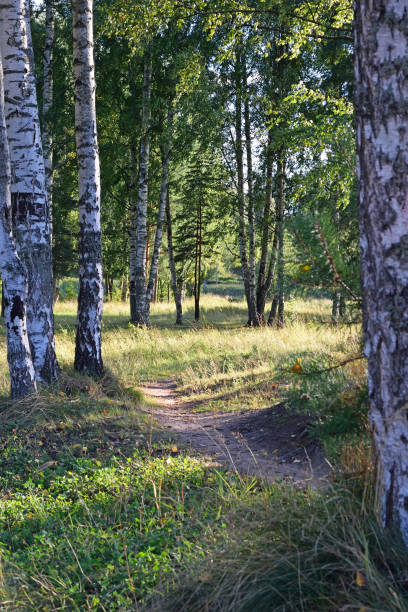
[140,379,329,487]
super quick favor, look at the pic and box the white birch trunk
[131,50,152,325]
[42,0,54,234]
[256,129,276,320]
[0,0,58,384]
[145,108,173,319]
[0,54,36,398]
[354,0,408,543]
[244,69,259,327]
[72,0,104,377]
[166,190,182,325]
[129,141,137,318]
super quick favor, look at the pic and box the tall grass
[0,295,396,611]
[147,477,408,612]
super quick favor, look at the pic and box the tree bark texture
[145,109,173,321]
[268,150,286,327]
[354,0,408,543]
[0,0,58,384]
[332,290,340,325]
[129,141,137,316]
[275,152,286,328]
[194,201,202,321]
[234,50,258,327]
[166,189,182,325]
[73,0,104,378]
[130,50,152,325]
[42,0,54,234]
[244,68,259,327]
[257,128,276,320]
[0,54,36,398]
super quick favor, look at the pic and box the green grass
[0,295,403,610]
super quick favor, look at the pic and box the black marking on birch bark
[385,463,396,528]
[10,295,24,321]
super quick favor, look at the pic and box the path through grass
[0,296,403,610]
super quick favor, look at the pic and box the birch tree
[144,109,173,323]
[42,0,54,236]
[256,130,278,321]
[72,0,104,377]
[268,150,286,327]
[354,0,408,543]
[234,49,258,327]
[0,54,36,399]
[130,49,152,326]
[0,0,58,384]
[166,189,183,325]
[243,62,259,327]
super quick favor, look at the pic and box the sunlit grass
[0,295,362,419]
[0,295,402,611]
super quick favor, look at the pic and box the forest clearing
[2,0,408,609]
[0,294,387,610]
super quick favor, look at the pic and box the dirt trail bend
[140,379,329,487]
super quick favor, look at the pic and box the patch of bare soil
[140,379,329,487]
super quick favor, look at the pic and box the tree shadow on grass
[0,373,223,609]
[0,369,176,491]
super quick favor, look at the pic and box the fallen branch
[290,354,364,377]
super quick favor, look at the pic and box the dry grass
[0,295,405,612]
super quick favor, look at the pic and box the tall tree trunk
[53,277,60,305]
[234,50,257,326]
[166,189,182,325]
[275,153,286,328]
[268,294,278,327]
[0,54,36,398]
[42,0,54,236]
[145,109,173,321]
[332,291,340,325]
[354,0,408,543]
[194,204,200,321]
[268,150,286,327]
[72,0,104,378]
[129,141,137,317]
[244,66,259,327]
[339,295,346,319]
[0,0,59,384]
[257,129,276,321]
[121,276,128,302]
[195,201,202,322]
[131,49,152,326]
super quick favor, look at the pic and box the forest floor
[0,295,407,611]
[141,378,328,486]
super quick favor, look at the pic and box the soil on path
[140,379,329,487]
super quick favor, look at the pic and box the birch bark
[256,130,276,320]
[129,141,137,318]
[42,0,54,233]
[354,0,408,543]
[234,51,257,326]
[0,54,36,398]
[244,74,259,327]
[145,109,173,323]
[130,50,152,326]
[72,0,104,377]
[0,0,58,384]
[268,150,286,327]
[166,190,182,325]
